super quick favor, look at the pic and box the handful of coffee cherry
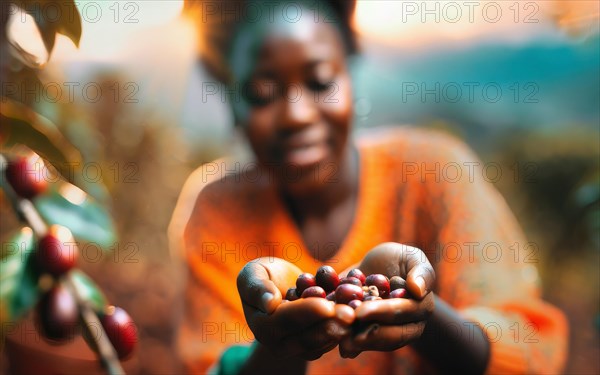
[285,266,409,309]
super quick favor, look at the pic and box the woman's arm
[411,295,489,375]
[413,133,568,374]
[339,131,567,374]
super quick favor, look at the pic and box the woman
[170,1,568,374]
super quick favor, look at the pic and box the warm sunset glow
[50,0,185,62]
[353,1,565,48]
[6,5,49,67]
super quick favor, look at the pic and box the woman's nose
[279,84,318,129]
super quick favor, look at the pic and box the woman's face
[230,15,354,194]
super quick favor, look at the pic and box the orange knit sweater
[174,127,568,374]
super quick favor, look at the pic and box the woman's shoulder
[168,156,263,258]
[355,125,478,164]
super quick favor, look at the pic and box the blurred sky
[30,1,598,61]
[7,0,600,152]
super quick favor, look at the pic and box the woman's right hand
[237,257,355,360]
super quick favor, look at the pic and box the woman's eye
[308,63,335,92]
[307,79,333,92]
[243,80,278,107]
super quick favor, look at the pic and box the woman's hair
[184,0,357,84]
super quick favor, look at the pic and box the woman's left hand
[338,242,436,358]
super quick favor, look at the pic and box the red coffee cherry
[315,265,340,293]
[5,154,48,199]
[296,273,317,296]
[101,306,138,359]
[339,277,362,287]
[37,284,79,342]
[347,269,366,284]
[285,288,299,301]
[348,300,362,309]
[301,286,326,299]
[325,292,336,302]
[390,276,406,291]
[365,274,390,299]
[389,288,408,299]
[36,225,78,277]
[335,284,364,305]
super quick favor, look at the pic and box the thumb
[405,254,435,299]
[237,261,282,314]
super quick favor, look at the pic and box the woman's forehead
[257,30,340,65]
[228,11,343,80]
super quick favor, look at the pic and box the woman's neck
[280,144,360,261]
[284,144,359,220]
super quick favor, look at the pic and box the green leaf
[0,227,40,328]
[1,97,86,185]
[33,181,117,249]
[35,17,57,56]
[55,1,82,47]
[69,269,107,313]
[1,98,113,205]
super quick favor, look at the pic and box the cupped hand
[237,257,355,360]
[338,242,436,358]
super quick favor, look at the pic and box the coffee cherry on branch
[295,273,317,296]
[301,286,326,299]
[389,288,408,299]
[339,277,362,287]
[315,265,339,293]
[389,276,406,291]
[347,269,366,285]
[101,306,138,359]
[335,284,364,305]
[5,153,48,199]
[36,284,79,342]
[36,225,78,277]
[365,274,390,299]
[285,288,299,301]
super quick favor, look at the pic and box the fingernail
[261,292,274,312]
[415,276,426,296]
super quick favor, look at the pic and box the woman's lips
[279,126,330,167]
[283,142,329,167]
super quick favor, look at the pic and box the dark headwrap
[184,0,357,83]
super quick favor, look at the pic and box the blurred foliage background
[1,1,599,374]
